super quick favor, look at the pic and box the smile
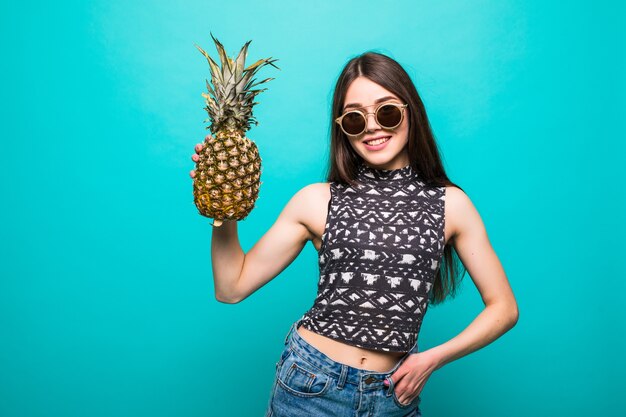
[364,136,391,145]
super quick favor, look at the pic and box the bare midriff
[296,323,407,373]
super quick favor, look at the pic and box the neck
[360,158,410,172]
[355,159,418,185]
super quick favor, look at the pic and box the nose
[365,112,380,132]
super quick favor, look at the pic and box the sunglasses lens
[377,104,403,128]
[341,112,366,135]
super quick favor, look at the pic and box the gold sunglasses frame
[335,102,409,136]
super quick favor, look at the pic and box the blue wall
[1,1,624,416]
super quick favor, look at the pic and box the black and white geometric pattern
[298,160,446,352]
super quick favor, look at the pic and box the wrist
[211,218,235,226]
[425,345,447,371]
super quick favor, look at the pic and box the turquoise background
[2,0,624,416]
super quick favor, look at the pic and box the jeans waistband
[283,318,419,392]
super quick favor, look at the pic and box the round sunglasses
[335,102,408,136]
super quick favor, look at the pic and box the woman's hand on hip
[385,350,439,405]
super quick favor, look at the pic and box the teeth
[365,137,390,146]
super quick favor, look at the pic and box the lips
[363,135,391,144]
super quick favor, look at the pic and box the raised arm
[214,184,317,303]
[191,142,326,304]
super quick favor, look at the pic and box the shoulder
[284,182,331,240]
[291,182,331,205]
[284,182,331,222]
[444,185,484,242]
[444,185,468,206]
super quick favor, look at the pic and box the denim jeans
[265,318,422,416]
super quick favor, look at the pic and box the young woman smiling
[190,52,518,417]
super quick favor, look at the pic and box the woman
[190,52,518,416]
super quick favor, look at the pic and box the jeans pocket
[276,350,333,398]
[391,388,421,409]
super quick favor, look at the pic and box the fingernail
[383,379,389,386]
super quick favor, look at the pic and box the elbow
[214,278,244,304]
[490,299,519,329]
[507,303,519,328]
[215,292,243,304]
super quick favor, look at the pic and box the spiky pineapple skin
[193,128,261,222]
[192,33,278,226]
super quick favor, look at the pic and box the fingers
[191,135,213,179]
[195,134,212,154]
[197,133,212,151]
[397,386,420,405]
[388,375,411,404]
[398,391,412,405]
[396,388,409,405]
[388,367,406,383]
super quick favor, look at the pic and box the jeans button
[364,376,376,384]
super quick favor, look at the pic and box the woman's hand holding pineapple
[189,135,210,179]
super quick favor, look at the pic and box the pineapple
[193,33,279,227]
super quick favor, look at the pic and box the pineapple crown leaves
[194,32,280,134]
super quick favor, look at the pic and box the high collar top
[354,160,420,189]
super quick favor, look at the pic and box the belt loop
[337,364,348,390]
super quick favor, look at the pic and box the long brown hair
[324,51,466,305]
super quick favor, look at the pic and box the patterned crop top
[298,160,446,352]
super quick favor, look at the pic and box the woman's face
[341,76,410,170]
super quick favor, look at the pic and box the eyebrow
[343,95,399,111]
